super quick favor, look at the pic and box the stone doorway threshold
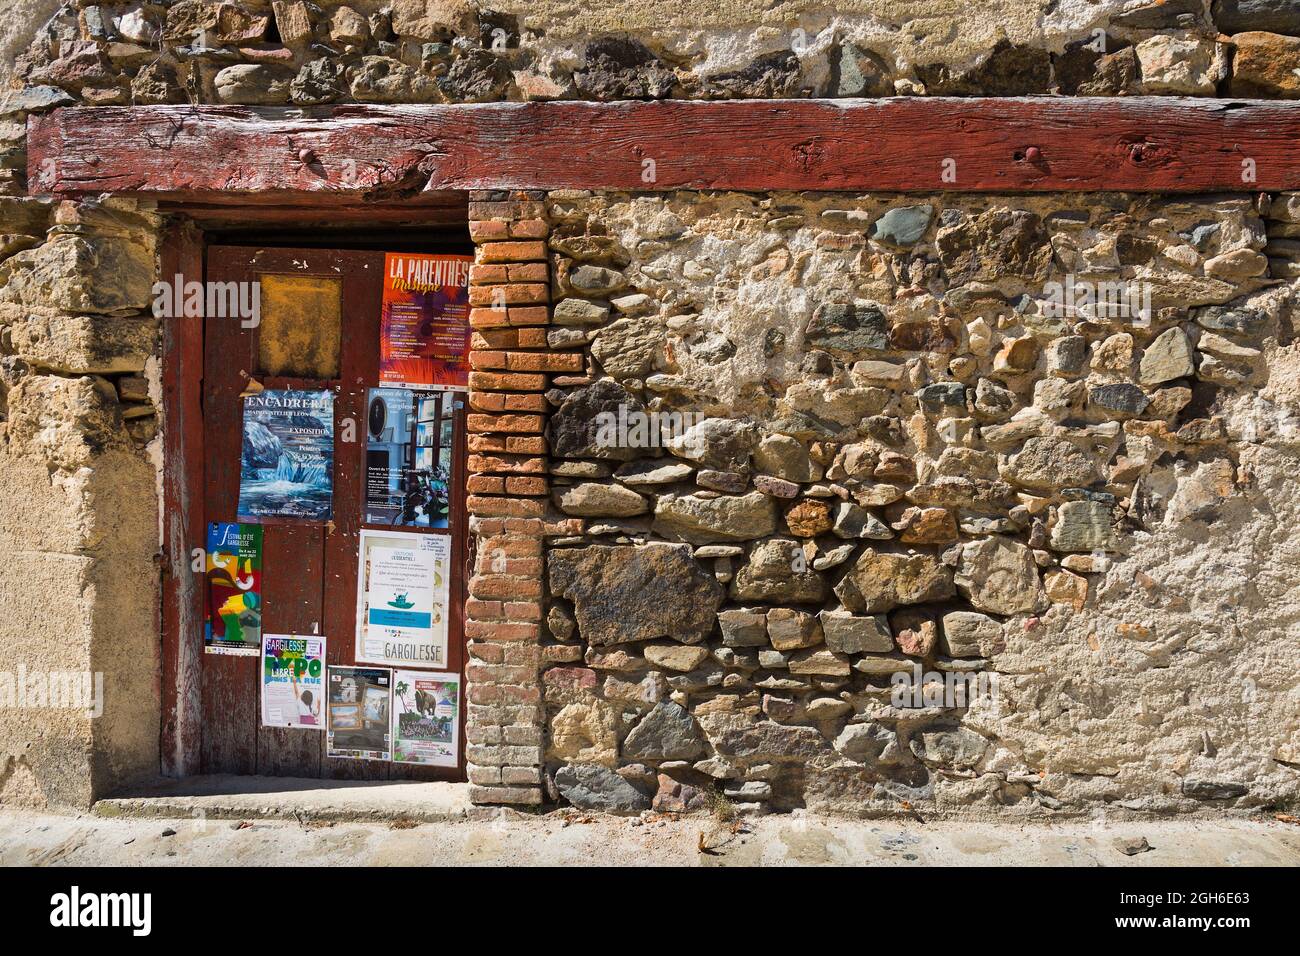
[94,775,473,824]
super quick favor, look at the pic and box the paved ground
[1,777,1298,866]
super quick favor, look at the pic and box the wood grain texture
[318,249,389,781]
[26,98,1300,195]
[257,523,324,776]
[160,195,468,229]
[159,220,205,778]
[201,246,258,775]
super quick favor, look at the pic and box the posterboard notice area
[205,250,468,770]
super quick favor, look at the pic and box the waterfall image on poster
[355,529,449,667]
[204,522,262,656]
[393,670,460,766]
[326,665,391,760]
[378,253,473,390]
[363,387,455,529]
[237,389,334,522]
[261,635,325,729]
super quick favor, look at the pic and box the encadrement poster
[237,388,335,522]
[393,670,461,767]
[204,522,262,657]
[363,387,455,529]
[355,529,450,668]
[261,634,325,730]
[378,253,473,390]
[326,665,392,761]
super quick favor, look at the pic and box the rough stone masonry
[531,189,1300,817]
[1,0,1300,817]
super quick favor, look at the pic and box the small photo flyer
[378,252,473,391]
[393,670,461,767]
[237,388,335,522]
[261,634,325,730]
[204,522,262,657]
[355,529,450,669]
[363,387,455,529]
[326,666,392,761]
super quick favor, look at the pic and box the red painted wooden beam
[26,98,1300,197]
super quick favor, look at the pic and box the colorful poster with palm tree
[204,522,262,656]
[393,670,460,766]
[378,253,473,390]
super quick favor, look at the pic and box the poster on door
[355,529,450,668]
[204,522,262,657]
[326,666,392,760]
[393,670,460,767]
[378,253,473,391]
[363,387,455,529]
[261,634,325,729]
[237,388,335,522]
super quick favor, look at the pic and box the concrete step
[94,774,472,824]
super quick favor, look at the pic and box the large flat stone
[548,543,723,646]
[554,764,652,815]
[654,491,778,545]
[954,536,1043,615]
[622,701,705,761]
[833,549,955,613]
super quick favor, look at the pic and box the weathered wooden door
[201,245,468,781]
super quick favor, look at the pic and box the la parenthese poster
[378,253,473,390]
[364,386,455,529]
[261,634,325,729]
[393,670,460,766]
[326,665,392,761]
[237,388,335,522]
[204,522,262,657]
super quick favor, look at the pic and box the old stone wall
[2,0,1299,126]
[0,196,162,808]
[536,189,1300,817]
[4,0,1300,813]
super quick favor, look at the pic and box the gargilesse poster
[237,388,334,522]
[261,634,325,729]
[355,529,450,668]
[393,670,460,767]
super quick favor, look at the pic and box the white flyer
[355,529,449,668]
